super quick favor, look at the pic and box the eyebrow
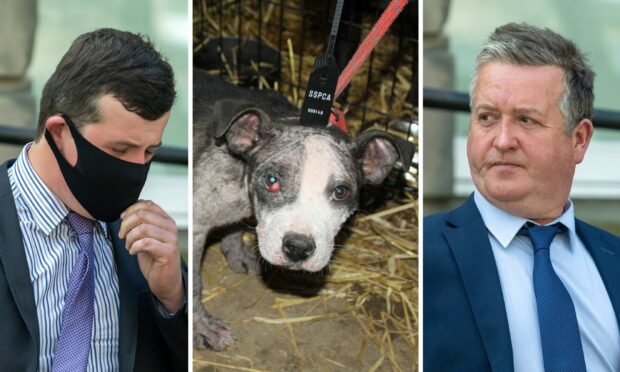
[473,103,497,112]
[513,107,543,116]
[473,104,543,116]
[110,141,162,149]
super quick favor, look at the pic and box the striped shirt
[8,143,120,371]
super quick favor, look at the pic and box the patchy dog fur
[193,70,414,350]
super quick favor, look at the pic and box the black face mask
[45,114,151,222]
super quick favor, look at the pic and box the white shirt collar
[473,189,576,248]
[12,143,69,235]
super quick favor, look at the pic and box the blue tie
[52,212,96,372]
[521,223,587,372]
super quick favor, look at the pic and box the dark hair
[470,22,594,133]
[36,28,176,139]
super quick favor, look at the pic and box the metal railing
[0,125,188,165]
[423,88,620,131]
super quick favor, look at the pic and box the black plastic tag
[300,55,339,127]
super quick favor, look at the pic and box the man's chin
[479,182,529,204]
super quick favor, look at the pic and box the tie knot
[519,222,566,252]
[66,212,94,236]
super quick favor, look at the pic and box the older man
[424,23,620,372]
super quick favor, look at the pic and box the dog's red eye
[265,175,281,192]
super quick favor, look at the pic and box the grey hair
[469,22,594,133]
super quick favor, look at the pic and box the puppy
[193,70,414,350]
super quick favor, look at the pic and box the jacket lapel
[576,220,620,330]
[0,160,40,354]
[444,195,514,371]
[109,220,138,372]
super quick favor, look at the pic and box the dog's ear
[353,130,415,185]
[213,100,271,155]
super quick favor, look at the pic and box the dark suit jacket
[423,194,620,372]
[0,160,188,371]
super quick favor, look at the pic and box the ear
[353,130,415,185]
[572,118,593,164]
[45,115,79,166]
[212,100,271,155]
[45,115,66,144]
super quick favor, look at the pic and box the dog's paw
[193,315,235,351]
[221,232,259,274]
[225,246,259,274]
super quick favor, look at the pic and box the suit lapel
[0,160,40,354]
[576,220,620,330]
[444,195,514,371]
[109,220,138,371]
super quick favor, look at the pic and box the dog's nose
[282,232,316,262]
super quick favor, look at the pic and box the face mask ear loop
[60,114,85,140]
[44,121,76,168]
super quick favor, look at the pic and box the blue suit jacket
[423,194,620,372]
[0,160,188,371]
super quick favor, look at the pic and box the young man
[0,29,187,371]
[424,23,620,371]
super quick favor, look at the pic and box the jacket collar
[575,220,620,331]
[0,160,40,357]
[444,194,514,371]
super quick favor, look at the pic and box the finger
[119,207,176,239]
[125,222,176,251]
[122,199,171,221]
[128,237,163,257]
[125,223,177,252]
[129,238,179,268]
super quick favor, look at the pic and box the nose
[282,232,316,262]
[494,118,518,151]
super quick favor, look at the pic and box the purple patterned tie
[52,212,95,372]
